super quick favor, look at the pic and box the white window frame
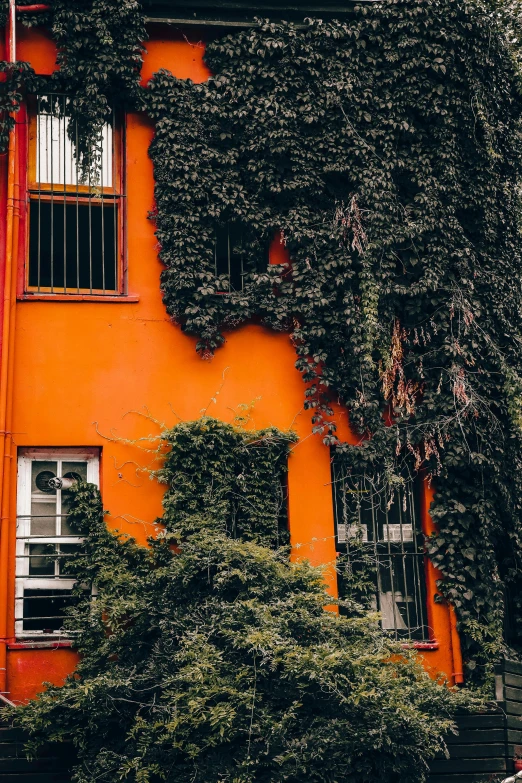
[16,447,99,639]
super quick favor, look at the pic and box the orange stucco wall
[3,24,460,702]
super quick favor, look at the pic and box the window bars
[15,450,99,637]
[27,94,121,295]
[213,223,270,292]
[331,462,430,641]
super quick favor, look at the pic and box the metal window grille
[213,223,270,292]
[15,450,99,637]
[331,461,430,641]
[27,94,121,295]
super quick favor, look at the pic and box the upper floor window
[332,460,430,641]
[16,448,99,637]
[26,94,123,296]
[214,223,270,293]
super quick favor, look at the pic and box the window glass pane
[61,462,88,534]
[17,452,98,636]
[30,461,57,535]
[31,461,57,494]
[28,543,56,575]
[378,554,425,635]
[332,462,429,640]
[214,223,244,291]
[36,97,113,189]
[58,543,81,576]
[29,501,57,536]
[22,589,76,633]
[29,200,117,292]
[61,461,88,482]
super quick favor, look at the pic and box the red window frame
[17,95,128,300]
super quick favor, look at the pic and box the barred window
[16,449,99,637]
[27,94,123,295]
[332,461,430,641]
[213,223,270,292]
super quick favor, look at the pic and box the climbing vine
[156,417,297,548]
[1,0,522,681]
[48,0,145,178]
[145,2,522,681]
[0,60,39,151]
[0,0,145,178]
[12,419,475,783]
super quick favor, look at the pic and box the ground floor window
[331,460,430,641]
[15,448,99,637]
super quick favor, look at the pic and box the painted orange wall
[5,24,459,702]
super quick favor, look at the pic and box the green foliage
[49,0,145,179]
[15,0,51,28]
[145,2,522,681]
[0,61,41,151]
[13,419,475,783]
[156,418,297,547]
[0,0,146,178]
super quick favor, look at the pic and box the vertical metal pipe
[0,0,18,696]
[88,164,92,294]
[49,98,54,292]
[101,126,105,293]
[63,96,67,292]
[114,111,118,292]
[449,606,464,684]
[37,96,41,291]
[397,488,412,637]
[75,118,79,293]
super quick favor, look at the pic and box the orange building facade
[0,16,463,705]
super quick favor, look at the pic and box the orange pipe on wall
[0,0,17,696]
[449,606,464,684]
[421,475,465,685]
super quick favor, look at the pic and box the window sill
[8,639,73,650]
[18,293,140,303]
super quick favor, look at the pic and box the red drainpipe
[0,0,16,701]
[0,0,50,703]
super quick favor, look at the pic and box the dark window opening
[29,200,117,292]
[22,589,79,633]
[214,224,270,292]
[27,543,81,578]
[214,223,244,292]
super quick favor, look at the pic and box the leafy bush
[13,419,474,783]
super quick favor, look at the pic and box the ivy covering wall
[146,2,522,681]
[1,0,522,682]
[0,0,145,176]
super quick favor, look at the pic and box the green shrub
[13,419,475,783]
